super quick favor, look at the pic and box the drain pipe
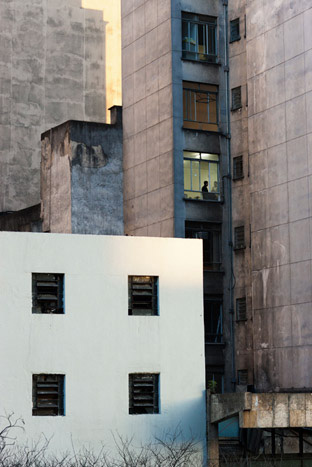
[223,0,236,391]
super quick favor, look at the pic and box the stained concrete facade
[41,106,123,235]
[0,0,121,212]
[230,0,312,392]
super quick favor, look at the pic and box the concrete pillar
[207,391,220,467]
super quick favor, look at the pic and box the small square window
[230,18,240,42]
[236,297,247,321]
[231,86,242,111]
[128,276,158,315]
[233,155,244,180]
[234,226,245,250]
[129,374,159,414]
[32,273,64,314]
[32,374,65,416]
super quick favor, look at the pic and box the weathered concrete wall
[231,0,312,391]
[0,0,121,212]
[41,108,123,235]
[122,0,175,236]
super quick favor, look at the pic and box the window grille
[182,12,217,63]
[230,18,240,42]
[232,86,242,110]
[32,273,64,314]
[238,369,248,386]
[128,276,158,315]
[32,374,65,416]
[129,374,159,414]
[183,81,218,132]
[234,226,245,250]
[233,155,244,180]
[236,297,247,321]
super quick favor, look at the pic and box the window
[32,273,64,314]
[183,151,220,200]
[206,367,224,393]
[182,12,217,63]
[231,86,242,110]
[230,18,240,42]
[237,369,248,385]
[32,374,65,416]
[128,276,158,315]
[234,226,245,250]
[185,221,221,270]
[183,82,218,131]
[129,374,159,414]
[204,298,223,343]
[236,297,247,321]
[233,155,244,180]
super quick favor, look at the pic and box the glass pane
[184,151,200,159]
[183,160,191,191]
[209,94,217,123]
[210,163,219,192]
[200,161,209,190]
[183,90,188,120]
[189,23,197,52]
[208,25,216,55]
[192,161,200,191]
[182,21,189,51]
[201,153,219,161]
[189,91,195,120]
[198,23,205,54]
[196,92,208,122]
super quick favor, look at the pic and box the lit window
[230,18,240,42]
[32,273,64,314]
[183,81,218,131]
[128,276,158,315]
[32,374,65,416]
[182,12,217,63]
[129,374,159,414]
[183,151,220,200]
[185,221,221,270]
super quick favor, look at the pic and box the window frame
[233,155,244,180]
[129,373,159,415]
[185,221,221,270]
[128,276,158,316]
[204,298,223,344]
[230,18,240,43]
[182,12,217,63]
[183,150,220,201]
[32,374,65,416]
[32,273,64,314]
[183,81,219,132]
[231,86,242,111]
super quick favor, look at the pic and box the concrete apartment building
[0,231,206,459]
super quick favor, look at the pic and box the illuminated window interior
[183,151,220,200]
[183,82,218,131]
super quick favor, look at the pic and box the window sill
[229,36,241,43]
[233,175,244,181]
[233,245,246,251]
[231,106,242,112]
[181,57,221,66]
[183,197,221,203]
[182,127,221,136]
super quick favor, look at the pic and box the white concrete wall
[0,232,205,457]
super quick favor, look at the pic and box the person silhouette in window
[202,180,209,199]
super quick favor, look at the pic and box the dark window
[128,276,158,315]
[230,18,240,42]
[32,273,64,314]
[233,155,244,180]
[185,222,221,269]
[206,367,224,393]
[129,374,159,414]
[32,374,65,416]
[183,81,218,132]
[236,297,247,321]
[182,12,217,63]
[204,298,223,343]
[238,369,248,385]
[231,86,242,110]
[183,151,220,200]
[234,226,245,250]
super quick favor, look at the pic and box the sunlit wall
[82,0,122,122]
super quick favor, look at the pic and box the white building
[0,232,206,458]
